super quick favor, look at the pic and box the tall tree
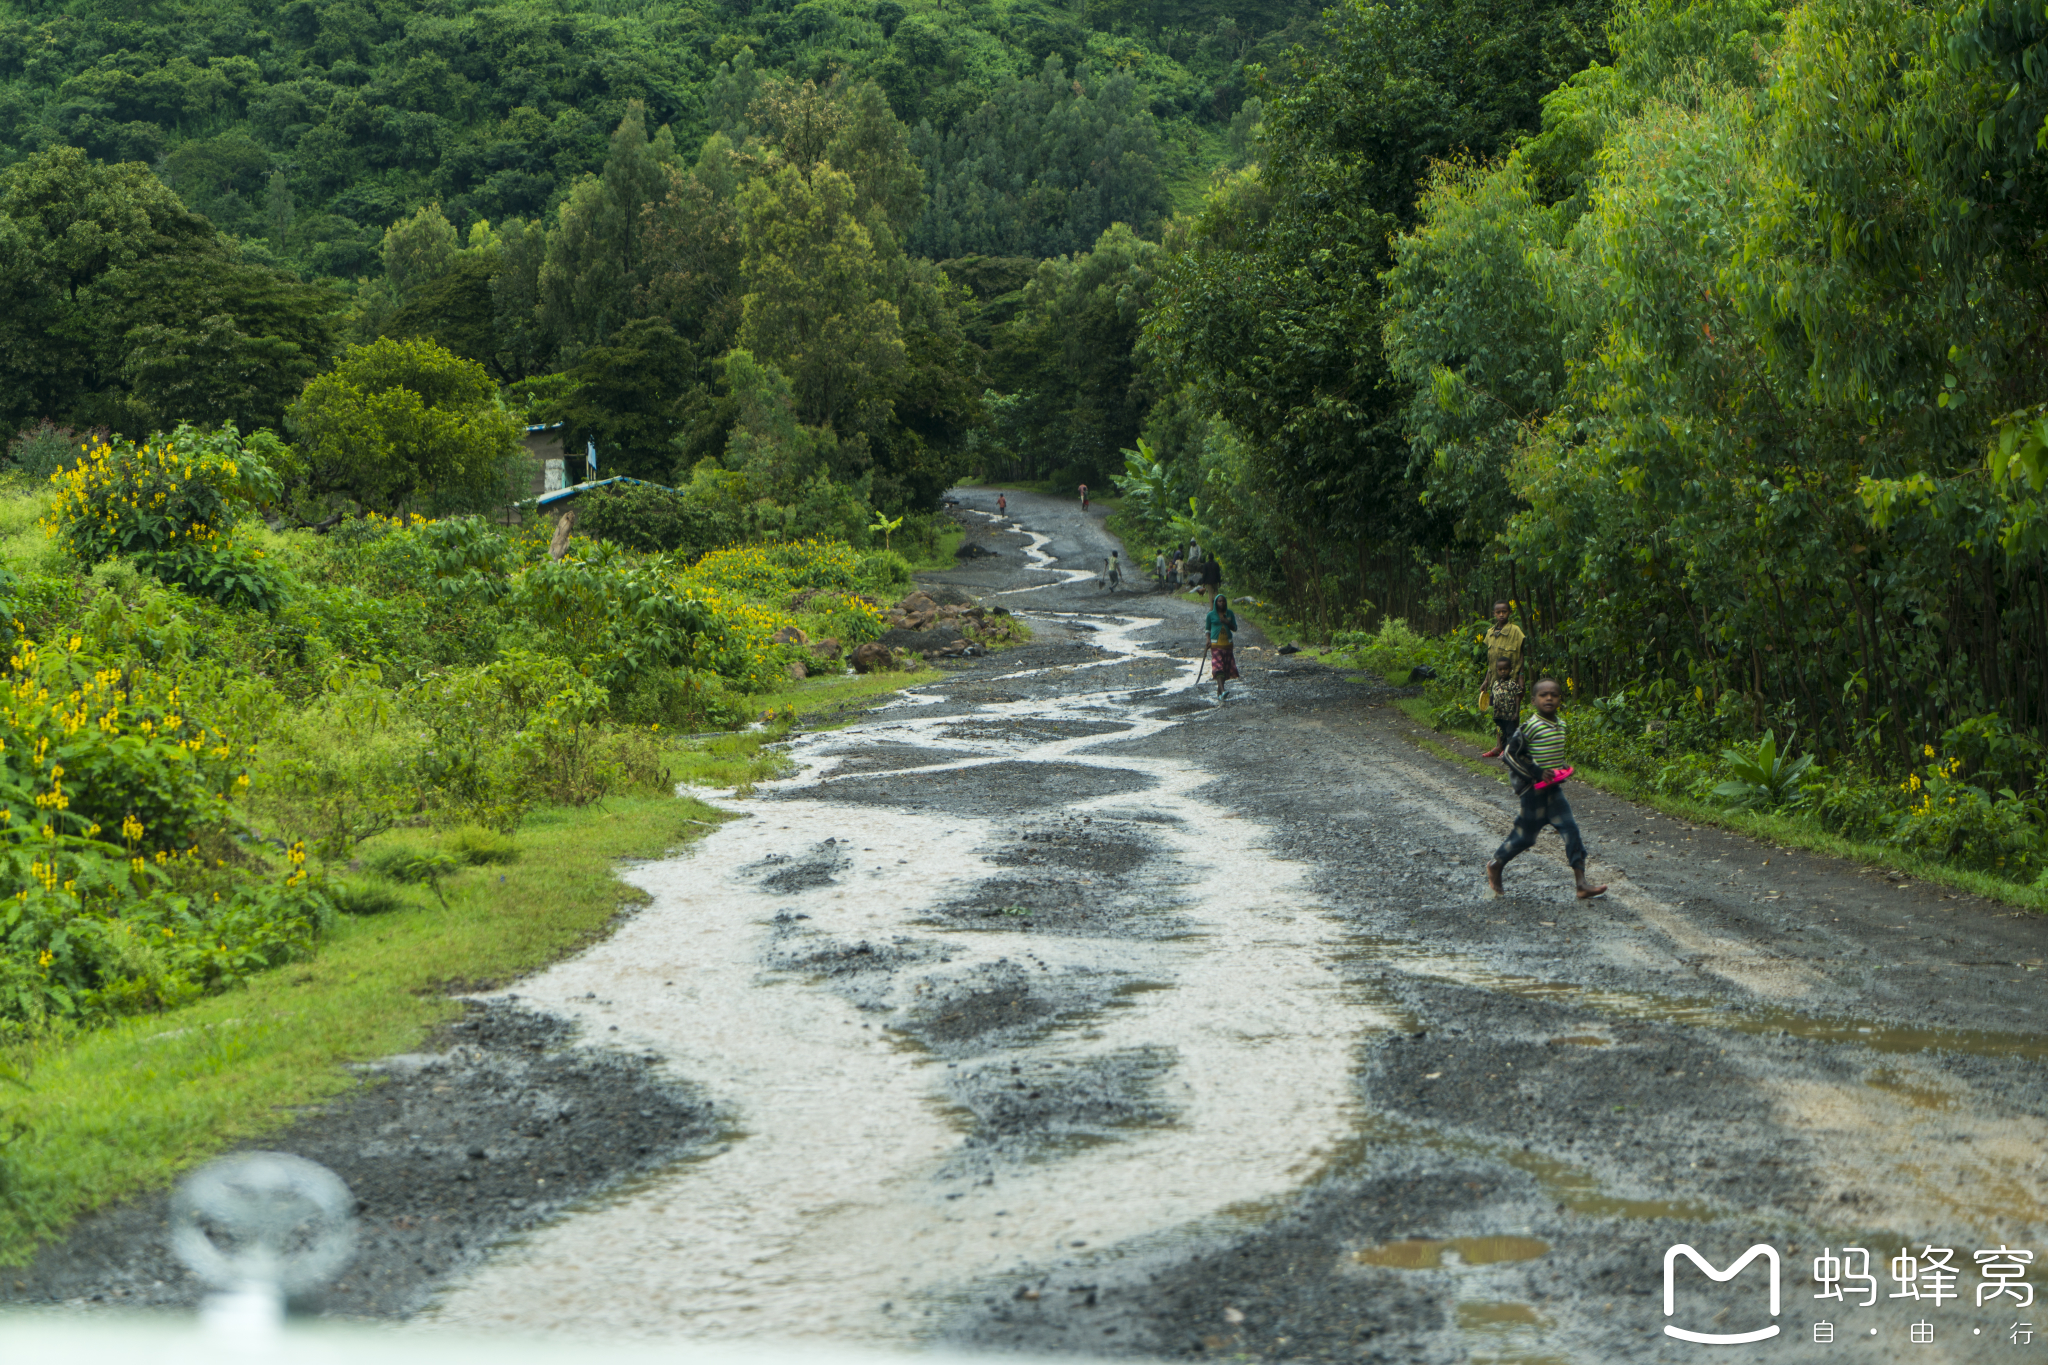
[1145,0,1612,619]
[736,161,904,435]
[536,102,679,359]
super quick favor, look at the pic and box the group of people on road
[988,491,1590,892]
[1475,601,1606,901]
[1154,542,1219,596]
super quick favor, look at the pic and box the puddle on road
[973,510,1098,596]
[1341,934,2048,1061]
[418,604,1400,1342]
[1354,1235,1549,1269]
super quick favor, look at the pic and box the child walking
[1486,679,1607,900]
[1479,600,1525,758]
[1485,655,1522,753]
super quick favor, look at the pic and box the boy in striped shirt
[1486,678,1607,900]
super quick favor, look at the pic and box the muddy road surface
[16,489,2048,1362]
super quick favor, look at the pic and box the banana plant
[1712,730,1816,809]
[869,510,904,553]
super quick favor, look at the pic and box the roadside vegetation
[1303,616,2048,914]
[0,410,974,1258]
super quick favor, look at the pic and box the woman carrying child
[1486,678,1607,900]
[1206,593,1240,699]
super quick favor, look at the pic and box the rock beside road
[850,641,897,674]
[880,590,1021,658]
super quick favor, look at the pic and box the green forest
[0,0,1309,509]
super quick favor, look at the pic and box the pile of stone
[768,587,1020,678]
[879,588,1019,660]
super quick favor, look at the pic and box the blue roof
[531,476,675,509]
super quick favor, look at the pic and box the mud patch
[797,759,1156,814]
[900,959,1130,1056]
[744,837,850,894]
[812,743,972,776]
[0,1001,713,1319]
[926,875,1191,937]
[941,1047,1180,1173]
[986,817,1156,877]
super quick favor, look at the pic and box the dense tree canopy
[0,145,341,436]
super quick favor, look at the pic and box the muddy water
[418,614,1396,1341]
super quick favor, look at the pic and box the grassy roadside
[904,521,965,569]
[1388,695,2048,914]
[0,665,938,1265]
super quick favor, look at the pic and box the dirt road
[18,489,2048,1361]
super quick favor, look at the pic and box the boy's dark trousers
[1494,780,1587,868]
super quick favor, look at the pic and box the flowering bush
[1814,745,2048,877]
[801,592,888,645]
[42,426,287,612]
[688,539,866,597]
[0,638,325,1031]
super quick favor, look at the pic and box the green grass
[904,521,965,570]
[0,793,725,1263]
[1391,697,2048,915]
[0,659,946,1264]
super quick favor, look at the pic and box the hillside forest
[4,0,2048,1054]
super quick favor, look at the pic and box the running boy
[1486,678,1606,900]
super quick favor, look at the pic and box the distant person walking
[1206,593,1240,699]
[1079,483,1090,511]
[1486,679,1606,900]
[997,492,1006,515]
[1153,549,1168,586]
[1479,600,1525,758]
[1198,554,1223,595]
[1102,550,1123,591]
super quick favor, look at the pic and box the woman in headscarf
[1206,593,1240,698]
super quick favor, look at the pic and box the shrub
[1712,731,1817,809]
[42,426,289,613]
[447,825,518,866]
[327,877,407,916]
[287,337,524,513]
[0,637,249,856]
[689,539,866,597]
[43,425,281,566]
[258,666,421,858]
[800,593,888,645]
[1333,617,1444,685]
[578,482,697,554]
[5,422,89,482]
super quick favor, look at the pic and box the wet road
[419,489,2048,1362]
